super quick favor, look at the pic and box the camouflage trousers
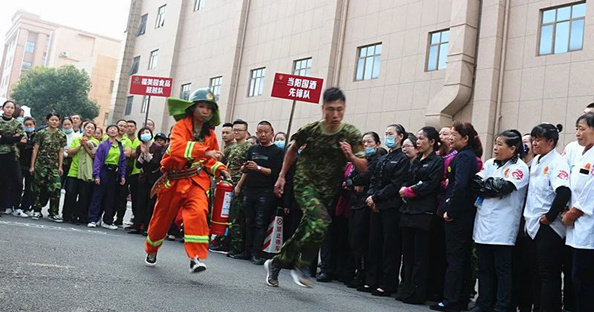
[32,161,62,216]
[273,183,332,270]
[227,191,246,253]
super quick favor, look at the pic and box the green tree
[11,65,99,122]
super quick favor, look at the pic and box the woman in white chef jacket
[470,129,529,312]
[524,123,571,312]
[562,112,594,312]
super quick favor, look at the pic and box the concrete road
[0,214,431,312]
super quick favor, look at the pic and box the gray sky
[0,0,131,60]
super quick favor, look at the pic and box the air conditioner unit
[59,51,69,57]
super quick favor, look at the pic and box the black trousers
[476,243,513,312]
[243,188,276,256]
[320,214,353,281]
[0,152,22,210]
[443,214,474,308]
[19,168,33,211]
[115,174,139,225]
[349,208,370,281]
[562,245,575,311]
[428,215,447,301]
[572,248,594,312]
[63,177,92,223]
[529,225,563,312]
[511,231,534,312]
[401,226,430,303]
[367,208,401,292]
[135,178,157,231]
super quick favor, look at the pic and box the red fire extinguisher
[211,180,234,236]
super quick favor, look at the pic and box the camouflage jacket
[33,128,67,167]
[0,116,25,156]
[225,141,251,183]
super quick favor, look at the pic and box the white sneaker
[3,208,12,214]
[25,210,35,217]
[100,222,118,230]
[31,212,41,220]
[189,257,207,273]
[12,209,29,218]
[87,222,98,228]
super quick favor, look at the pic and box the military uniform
[32,128,67,216]
[226,141,252,253]
[273,121,364,270]
[0,116,25,211]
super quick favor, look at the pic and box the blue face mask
[384,136,397,149]
[63,128,73,134]
[274,140,286,149]
[25,127,35,133]
[140,133,152,142]
[16,117,24,123]
[364,147,376,156]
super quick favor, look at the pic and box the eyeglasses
[233,129,246,133]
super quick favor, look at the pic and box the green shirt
[130,137,142,175]
[33,128,67,167]
[68,136,100,179]
[291,121,365,200]
[105,141,122,165]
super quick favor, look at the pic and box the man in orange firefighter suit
[144,88,231,273]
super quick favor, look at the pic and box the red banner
[271,73,323,104]
[129,75,173,97]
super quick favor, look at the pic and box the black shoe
[316,272,332,283]
[429,302,461,312]
[371,288,392,297]
[264,259,281,287]
[128,229,141,234]
[346,279,364,289]
[250,256,266,265]
[145,253,157,266]
[189,257,207,273]
[357,284,373,293]
[229,251,250,260]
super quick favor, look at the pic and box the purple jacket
[93,139,126,180]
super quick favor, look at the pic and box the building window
[194,0,205,11]
[180,83,192,100]
[155,5,166,28]
[427,29,449,71]
[130,56,140,75]
[248,67,266,97]
[42,52,47,66]
[25,41,35,53]
[141,95,149,113]
[138,14,148,36]
[539,2,586,55]
[293,58,312,76]
[210,76,222,101]
[21,61,32,74]
[148,50,159,70]
[125,96,133,115]
[355,43,382,81]
[45,35,50,46]
[109,80,115,94]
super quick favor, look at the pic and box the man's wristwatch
[257,165,262,171]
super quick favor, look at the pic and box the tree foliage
[11,65,99,122]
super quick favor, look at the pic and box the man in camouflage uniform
[0,101,25,214]
[30,118,67,222]
[225,119,252,258]
[264,88,367,288]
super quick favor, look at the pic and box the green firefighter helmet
[167,88,220,127]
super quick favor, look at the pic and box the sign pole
[286,99,297,145]
[144,95,151,126]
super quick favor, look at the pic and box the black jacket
[443,146,478,219]
[367,148,410,210]
[401,152,444,215]
[347,148,387,210]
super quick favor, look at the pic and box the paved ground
[0,213,432,312]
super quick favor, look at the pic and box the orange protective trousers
[145,179,210,259]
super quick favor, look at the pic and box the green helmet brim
[167,97,221,127]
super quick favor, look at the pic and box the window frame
[180,83,192,100]
[137,14,148,36]
[426,29,450,72]
[125,96,134,116]
[130,56,140,75]
[25,41,35,54]
[210,76,223,101]
[538,2,586,56]
[355,43,382,81]
[141,95,149,113]
[194,0,205,11]
[248,68,266,97]
[293,58,312,76]
[155,5,166,29]
[148,49,159,70]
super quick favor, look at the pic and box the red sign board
[271,73,323,104]
[129,75,173,97]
